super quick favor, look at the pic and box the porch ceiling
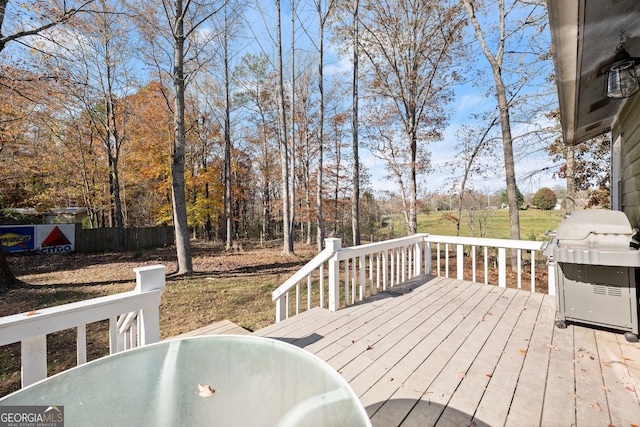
[547,0,640,145]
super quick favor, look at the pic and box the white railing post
[498,247,507,288]
[134,265,166,346]
[547,257,556,296]
[456,244,464,280]
[77,325,87,365]
[21,335,47,388]
[425,241,431,275]
[327,238,342,312]
[383,249,388,290]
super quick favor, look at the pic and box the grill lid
[555,210,632,243]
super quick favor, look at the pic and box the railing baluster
[77,324,87,365]
[383,249,389,290]
[517,249,522,289]
[445,243,450,278]
[402,246,407,283]
[319,263,325,309]
[351,257,356,304]
[531,251,536,293]
[344,259,350,306]
[456,244,464,280]
[472,245,477,282]
[498,247,507,288]
[484,247,488,285]
[390,249,395,287]
[369,254,374,296]
[307,274,312,310]
[376,252,381,291]
[285,290,290,319]
[359,255,365,301]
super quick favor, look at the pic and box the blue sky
[208,1,567,198]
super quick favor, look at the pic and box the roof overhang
[547,0,640,145]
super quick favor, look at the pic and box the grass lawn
[416,208,566,241]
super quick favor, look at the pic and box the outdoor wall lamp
[602,33,640,99]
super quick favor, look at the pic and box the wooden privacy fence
[75,226,174,252]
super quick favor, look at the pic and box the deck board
[187,275,640,425]
[167,319,250,339]
[504,293,555,427]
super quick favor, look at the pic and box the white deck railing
[273,234,549,322]
[0,264,166,388]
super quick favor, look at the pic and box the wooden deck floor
[248,275,640,426]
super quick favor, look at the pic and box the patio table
[0,335,370,426]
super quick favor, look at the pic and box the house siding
[614,94,640,228]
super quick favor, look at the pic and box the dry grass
[0,241,316,398]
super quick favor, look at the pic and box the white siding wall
[613,94,640,228]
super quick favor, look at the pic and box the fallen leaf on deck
[626,386,635,392]
[486,374,492,378]
[24,310,37,316]
[366,344,373,350]
[518,348,527,355]
[631,424,639,427]
[198,384,215,398]
[621,355,632,361]
[458,373,466,379]
[590,401,602,412]
[602,386,611,393]
[547,344,560,351]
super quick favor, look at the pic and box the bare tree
[462,0,553,243]
[462,0,522,242]
[275,0,293,254]
[358,0,464,235]
[349,0,359,246]
[310,0,336,250]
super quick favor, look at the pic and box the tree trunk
[289,0,296,250]
[351,0,360,245]
[0,249,21,293]
[463,0,520,243]
[224,7,233,251]
[276,0,293,254]
[408,130,418,235]
[565,145,575,213]
[316,0,325,251]
[171,0,193,274]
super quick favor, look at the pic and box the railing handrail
[0,289,162,347]
[334,234,428,260]
[272,238,341,301]
[424,234,544,251]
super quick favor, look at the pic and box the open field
[416,208,566,240]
